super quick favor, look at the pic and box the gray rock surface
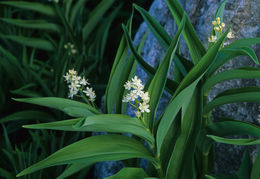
[95,0,260,177]
[133,0,260,175]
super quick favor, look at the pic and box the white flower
[83,87,96,102]
[135,111,141,118]
[80,77,89,86]
[124,81,132,90]
[129,91,138,101]
[227,31,235,39]
[131,76,144,90]
[139,102,150,113]
[122,95,131,102]
[69,69,77,76]
[208,35,217,43]
[68,88,78,98]
[141,92,150,103]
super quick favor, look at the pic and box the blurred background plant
[0,0,152,178]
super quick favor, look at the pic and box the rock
[95,0,260,177]
[133,0,260,175]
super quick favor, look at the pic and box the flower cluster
[122,76,150,118]
[64,69,96,102]
[64,42,77,55]
[208,17,235,43]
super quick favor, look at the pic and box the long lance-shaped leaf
[116,31,148,114]
[104,12,133,113]
[204,88,260,115]
[0,34,54,51]
[206,120,260,138]
[122,25,179,94]
[133,4,189,77]
[16,134,156,177]
[142,14,185,130]
[225,37,260,49]
[133,4,171,49]
[238,148,252,179]
[82,0,115,42]
[0,1,56,17]
[166,0,206,64]
[203,67,260,95]
[57,163,91,179]
[166,87,201,179]
[0,18,61,32]
[207,45,260,77]
[171,28,230,100]
[251,147,260,179]
[13,97,100,117]
[156,75,202,153]
[207,135,260,145]
[105,167,148,179]
[23,114,155,145]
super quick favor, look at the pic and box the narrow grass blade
[0,110,53,123]
[0,18,61,32]
[13,97,100,117]
[16,135,156,177]
[0,1,56,17]
[70,0,88,26]
[0,34,54,51]
[82,0,115,42]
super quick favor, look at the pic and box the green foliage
[3,0,260,178]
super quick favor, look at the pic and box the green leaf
[225,37,260,49]
[0,34,54,51]
[207,135,260,145]
[16,135,156,177]
[143,14,185,130]
[238,148,252,179]
[166,87,201,179]
[207,46,259,76]
[251,147,260,179]
[105,167,148,179]
[0,110,54,123]
[203,67,260,95]
[172,28,230,98]
[23,114,155,145]
[206,120,260,138]
[82,0,115,42]
[166,0,206,64]
[204,88,260,114]
[57,163,91,179]
[0,1,56,17]
[122,25,179,94]
[133,4,189,78]
[70,0,88,26]
[156,75,202,153]
[133,4,171,49]
[0,18,61,32]
[13,97,100,117]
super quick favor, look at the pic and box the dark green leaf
[105,167,148,179]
